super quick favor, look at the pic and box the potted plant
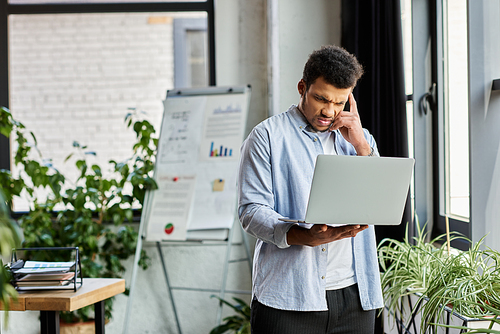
[0,189,23,328]
[378,221,500,333]
[0,106,157,329]
[209,295,251,334]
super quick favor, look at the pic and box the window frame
[433,0,470,249]
[174,17,208,88]
[410,0,471,249]
[0,0,216,171]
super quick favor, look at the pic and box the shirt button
[322,248,326,252]
[321,276,325,279]
[299,126,303,129]
[314,138,318,142]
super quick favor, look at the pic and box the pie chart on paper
[164,223,174,235]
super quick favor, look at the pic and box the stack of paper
[15,261,75,274]
[13,261,77,290]
[16,272,75,287]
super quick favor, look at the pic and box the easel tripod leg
[123,193,150,334]
[216,221,236,324]
[157,241,183,334]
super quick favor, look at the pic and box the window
[442,0,469,220]
[8,0,206,3]
[434,0,470,248]
[434,0,470,246]
[401,0,414,218]
[405,0,470,247]
[0,1,215,212]
[174,17,208,88]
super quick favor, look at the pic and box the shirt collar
[287,104,339,137]
[287,104,314,133]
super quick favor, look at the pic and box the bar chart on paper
[199,99,245,162]
[209,142,233,157]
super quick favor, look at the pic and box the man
[237,45,383,334]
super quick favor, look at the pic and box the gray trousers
[250,284,376,334]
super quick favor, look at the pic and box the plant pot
[60,318,109,334]
[384,293,500,334]
[60,321,95,334]
[463,317,500,331]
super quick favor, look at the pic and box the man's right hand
[286,224,368,247]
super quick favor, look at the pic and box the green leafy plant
[209,295,251,334]
[0,106,157,323]
[378,220,500,333]
[0,189,23,327]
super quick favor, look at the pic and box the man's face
[297,76,352,132]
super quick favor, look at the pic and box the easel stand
[157,220,252,334]
[124,216,253,334]
[124,85,252,333]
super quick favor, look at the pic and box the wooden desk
[2,278,125,334]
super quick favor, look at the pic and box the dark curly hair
[302,45,364,90]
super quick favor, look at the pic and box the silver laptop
[279,154,415,225]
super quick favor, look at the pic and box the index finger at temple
[348,93,358,115]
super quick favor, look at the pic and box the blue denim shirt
[238,105,384,311]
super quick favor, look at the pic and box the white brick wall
[3,4,262,333]
[8,13,189,186]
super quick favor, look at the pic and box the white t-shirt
[316,131,357,290]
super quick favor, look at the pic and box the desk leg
[95,300,105,334]
[40,310,60,334]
